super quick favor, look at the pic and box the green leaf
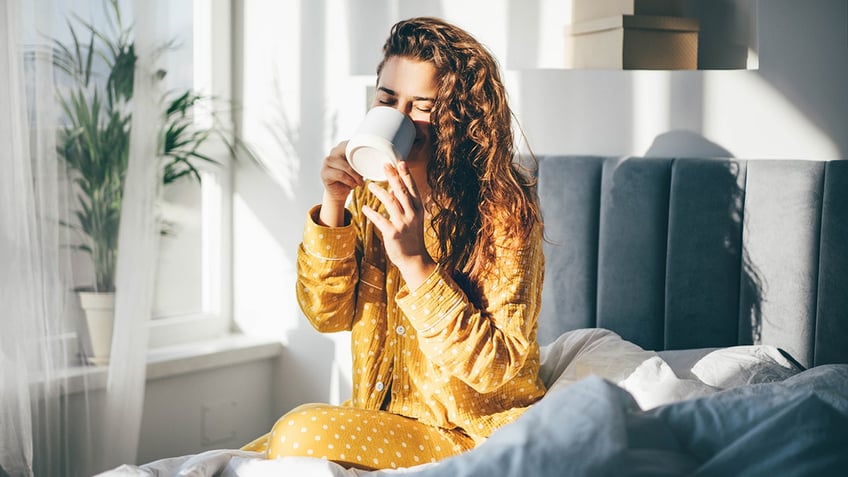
[72,244,94,254]
[52,0,259,291]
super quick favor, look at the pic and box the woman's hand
[319,141,364,226]
[362,161,436,290]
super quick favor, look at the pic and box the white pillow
[539,329,718,409]
[657,345,804,388]
[539,329,804,410]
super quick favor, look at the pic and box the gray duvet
[395,365,848,477]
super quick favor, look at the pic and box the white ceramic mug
[345,106,416,181]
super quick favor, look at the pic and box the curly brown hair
[377,17,541,283]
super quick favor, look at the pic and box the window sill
[54,334,283,395]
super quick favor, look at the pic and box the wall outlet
[201,400,238,446]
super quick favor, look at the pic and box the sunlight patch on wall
[328,0,371,147]
[537,0,571,68]
[232,194,299,338]
[240,0,302,198]
[440,0,509,62]
[703,72,839,160]
[632,71,671,155]
[505,0,571,69]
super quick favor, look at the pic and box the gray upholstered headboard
[536,156,847,368]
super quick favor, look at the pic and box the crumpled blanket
[390,364,848,477]
[98,329,847,477]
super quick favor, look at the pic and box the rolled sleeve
[301,205,357,260]
[296,205,359,333]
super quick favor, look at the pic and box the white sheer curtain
[1,0,80,474]
[100,0,162,470]
[0,0,161,474]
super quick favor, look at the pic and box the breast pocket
[358,260,387,303]
[354,260,388,340]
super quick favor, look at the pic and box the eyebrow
[376,86,435,102]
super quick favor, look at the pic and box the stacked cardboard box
[566,0,699,69]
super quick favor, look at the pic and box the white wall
[135,359,274,463]
[60,358,275,475]
[519,0,847,160]
[232,0,848,420]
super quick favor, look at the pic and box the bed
[100,156,848,477]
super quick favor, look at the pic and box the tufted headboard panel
[536,156,848,368]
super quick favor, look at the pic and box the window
[148,0,234,347]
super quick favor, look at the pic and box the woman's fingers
[367,182,404,224]
[383,162,419,216]
[322,161,361,189]
[363,162,431,274]
[334,151,365,186]
[361,204,393,235]
[397,161,421,209]
[320,143,365,200]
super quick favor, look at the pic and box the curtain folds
[100,0,161,470]
[1,0,78,474]
[1,0,160,474]
[1,0,40,472]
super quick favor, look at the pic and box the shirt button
[396,325,406,336]
[376,381,385,392]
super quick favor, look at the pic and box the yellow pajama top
[296,183,546,442]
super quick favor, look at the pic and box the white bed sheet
[97,328,807,477]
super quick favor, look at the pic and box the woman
[244,17,546,470]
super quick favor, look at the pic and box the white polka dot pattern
[293,185,546,444]
[262,403,474,470]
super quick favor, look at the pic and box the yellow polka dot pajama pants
[241,403,476,470]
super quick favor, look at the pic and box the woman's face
[373,56,438,180]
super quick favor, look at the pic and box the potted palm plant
[54,1,245,364]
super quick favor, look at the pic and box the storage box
[572,0,685,23]
[565,15,699,70]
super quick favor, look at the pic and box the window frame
[147,0,235,348]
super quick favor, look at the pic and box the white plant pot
[78,291,115,365]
